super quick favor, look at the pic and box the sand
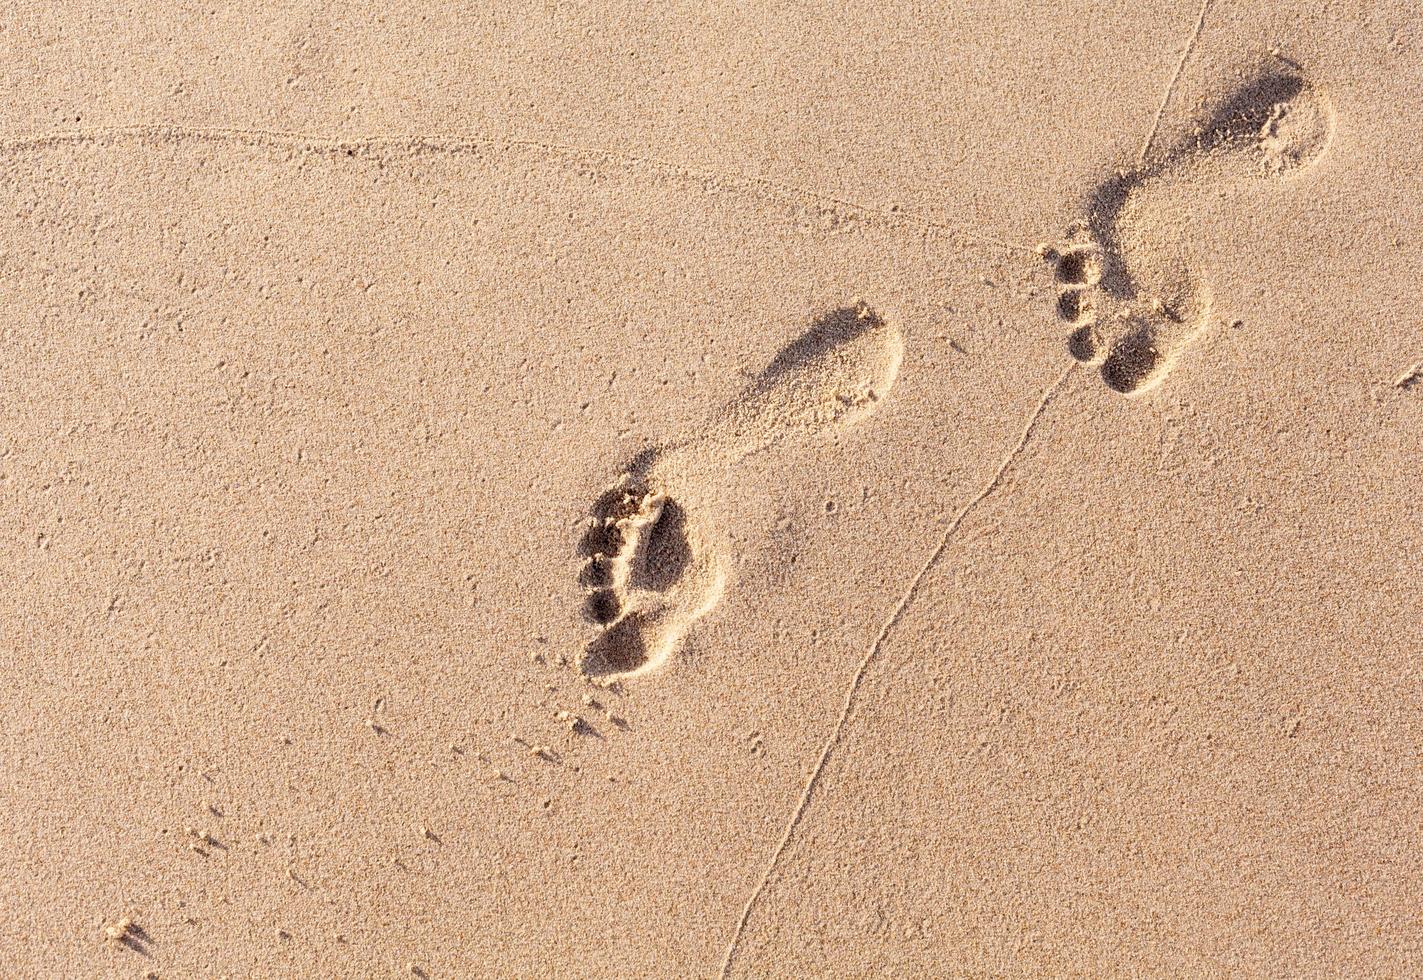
[2,1,1421,977]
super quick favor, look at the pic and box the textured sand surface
[2,2,1421,978]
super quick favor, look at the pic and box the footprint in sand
[574,302,903,681]
[1046,61,1336,394]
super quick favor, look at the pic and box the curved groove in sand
[0,123,1035,256]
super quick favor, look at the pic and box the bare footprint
[574,301,903,681]
[1047,60,1336,394]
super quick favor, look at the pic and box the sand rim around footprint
[1047,61,1336,394]
[575,302,903,681]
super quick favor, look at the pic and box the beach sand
[2,2,1421,977]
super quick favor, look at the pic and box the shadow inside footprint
[755,304,888,387]
[1100,325,1162,394]
[1082,172,1145,302]
[582,588,621,625]
[578,554,614,589]
[577,520,625,559]
[584,613,650,677]
[588,481,649,523]
[1200,69,1306,148]
[1066,324,1099,363]
[628,498,693,593]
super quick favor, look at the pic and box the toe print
[1066,323,1101,364]
[582,588,621,625]
[1099,322,1165,394]
[1056,289,1093,324]
[1047,60,1335,394]
[573,301,902,681]
[1054,245,1103,287]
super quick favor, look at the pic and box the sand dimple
[574,301,901,681]
[1260,92,1335,175]
[1049,62,1335,395]
[698,302,905,462]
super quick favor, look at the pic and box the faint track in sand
[0,122,1037,257]
[717,361,1075,979]
[719,6,1227,971]
[1139,0,1216,166]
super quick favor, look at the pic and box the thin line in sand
[1139,0,1215,166]
[0,123,1037,256]
[717,361,1077,979]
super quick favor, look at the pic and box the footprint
[574,301,903,681]
[1046,61,1336,394]
[576,480,727,680]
